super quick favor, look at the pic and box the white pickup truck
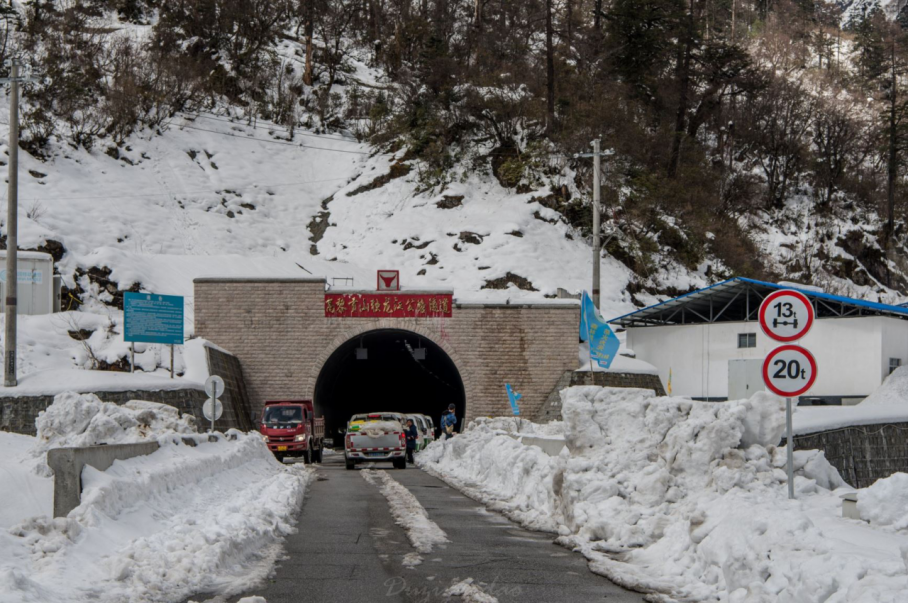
[344,412,408,470]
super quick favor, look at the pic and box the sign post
[759,290,817,500]
[203,375,225,433]
[123,292,185,374]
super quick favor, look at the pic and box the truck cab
[259,400,325,463]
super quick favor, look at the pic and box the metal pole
[209,393,215,433]
[786,397,794,500]
[130,342,135,373]
[170,344,174,379]
[592,139,601,309]
[4,60,20,387]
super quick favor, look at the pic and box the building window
[890,358,902,375]
[737,333,756,349]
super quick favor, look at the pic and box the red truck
[259,400,325,463]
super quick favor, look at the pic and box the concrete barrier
[46,441,160,518]
[507,434,566,457]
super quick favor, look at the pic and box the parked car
[423,415,437,442]
[407,414,433,450]
[345,412,407,470]
[259,400,325,463]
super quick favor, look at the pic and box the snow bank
[861,366,908,406]
[421,386,908,602]
[0,432,53,529]
[32,392,197,454]
[1,432,311,603]
[417,420,564,532]
[858,473,908,529]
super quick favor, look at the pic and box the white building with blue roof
[609,278,908,404]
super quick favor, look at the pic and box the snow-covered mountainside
[0,0,907,380]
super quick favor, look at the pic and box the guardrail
[506,433,566,457]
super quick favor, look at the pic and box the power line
[185,112,362,144]
[17,176,352,202]
[165,120,378,156]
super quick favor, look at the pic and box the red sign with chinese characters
[324,293,453,318]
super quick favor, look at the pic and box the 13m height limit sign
[758,289,817,500]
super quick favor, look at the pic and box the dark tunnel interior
[313,329,465,444]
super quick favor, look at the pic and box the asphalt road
[197,452,647,603]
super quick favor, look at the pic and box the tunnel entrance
[314,329,466,445]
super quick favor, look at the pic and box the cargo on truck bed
[344,412,407,470]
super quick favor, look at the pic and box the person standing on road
[441,404,457,439]
[405,419,418,464]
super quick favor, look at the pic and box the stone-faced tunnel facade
[193,278,580,422]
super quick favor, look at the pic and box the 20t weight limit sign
[762,345,817,397]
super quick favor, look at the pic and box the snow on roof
[610,277,908,327]
[0,250,54,261]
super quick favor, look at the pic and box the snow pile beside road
[1,432,311,603]
[418,421,564,532]
[468,416,563,437]
[32,392,197,454]
[421,386,908,602]
[858,473,908,529]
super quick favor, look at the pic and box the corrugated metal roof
[609,277,908,327]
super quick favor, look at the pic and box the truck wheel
[303,445,312,465]
[315,444,323,463]
[345,458,355,470]
[274,453,285,463]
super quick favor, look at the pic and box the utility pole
[576,141,614,309]
[2,59,37,387]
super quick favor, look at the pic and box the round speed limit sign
[762,345,817,397]
[759,290,814,342]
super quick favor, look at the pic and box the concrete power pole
[4,59,20,387]
[591,139,601,308]
[2,60,36,387]
[576,141,614,310]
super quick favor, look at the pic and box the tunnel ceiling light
[413,348,426,360]
[356,347,367,360]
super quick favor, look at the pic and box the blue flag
[506,384,522,416]
[580,291,620,369]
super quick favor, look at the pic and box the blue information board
[124,292,184,345]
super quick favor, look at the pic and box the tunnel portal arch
[312,327,467,442]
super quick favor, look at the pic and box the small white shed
[609,278,908,405]
[0,250,60,315]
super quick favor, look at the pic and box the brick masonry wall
[793,423,908,488]
[570,371,667,395]
[193,279,580,423]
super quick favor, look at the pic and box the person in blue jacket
[440,404,457,439]
[405,419,419,464]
